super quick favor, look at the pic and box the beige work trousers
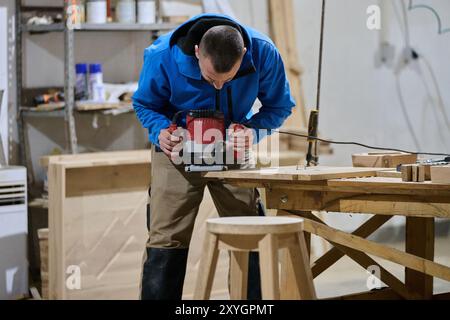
[146,146,260,249]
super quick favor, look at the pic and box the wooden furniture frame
[43,150,151,299]
[205,167,450,300]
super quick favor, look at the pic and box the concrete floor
[314,235,450,299]
[208,234,450,300]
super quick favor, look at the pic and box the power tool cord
[275,130,450,157]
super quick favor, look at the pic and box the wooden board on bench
[205,166,389,182]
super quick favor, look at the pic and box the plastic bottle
[89,63,106,101]
[75,63,88,100]
[86,0,107,24]
[137,0,155,24]
[116,0,136,24]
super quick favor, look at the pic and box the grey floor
[314,235,450,299]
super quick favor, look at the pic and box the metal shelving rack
[16,0,177,167]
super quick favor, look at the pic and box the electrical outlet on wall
[394,46,419,74]
[374,41,396,68]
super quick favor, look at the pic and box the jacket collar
[170,14,256,81]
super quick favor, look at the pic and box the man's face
[195,45,246,90]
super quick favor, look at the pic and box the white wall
[292,0,450,166]
[228,0,449,167]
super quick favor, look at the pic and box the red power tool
[168,110,244,172]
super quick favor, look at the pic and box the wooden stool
[194,216,316,300]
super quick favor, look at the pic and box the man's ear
[243,47,247,55]
[195,45,200,59]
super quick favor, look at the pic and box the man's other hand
[228,123,254,152]
[158,127,183,160]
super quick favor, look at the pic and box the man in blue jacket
[133,13,295,300]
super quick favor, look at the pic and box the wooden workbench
[205,166,450,300]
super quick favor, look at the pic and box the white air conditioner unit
[0,166,28,300]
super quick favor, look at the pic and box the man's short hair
[199,25,245,73]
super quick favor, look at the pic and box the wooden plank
[193,233,220,300]
[65,164,150,196]
[431,165,450,184]
[280,248,300,300]
[266,189,450,218]
[338,199,450,218]
[423,164,432,181]
[401,165,413,182]
[310,214,392,277]
[35,102,65,111]
[301,218,450,281]
[76,102,131,111]
[352,153,417,168]
[417,165,426,182]
[412,165,418,182]
[405,217,434,299]
[48,163,66,300]
[40,150,151,168]
[206,176,450,197]
[205,166,385,181]
[37,228,49,300]
[267,189,357,212]
[229,251,249,300]
[258,234,280,300]
[268,0,307,128]
[283,211,418,300]
[377,170,402,178]
[289,232,317,299]
[327,176,450,192]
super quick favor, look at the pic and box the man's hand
[228,123,254,152]
[158,127,183,160]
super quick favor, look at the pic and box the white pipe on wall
[0,6,8,164]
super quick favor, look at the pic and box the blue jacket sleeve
[245,41,295,141]
[132,48,171,146]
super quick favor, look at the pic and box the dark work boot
[245,195,264,299]
[141,247,189,300]
[247,251,262,300]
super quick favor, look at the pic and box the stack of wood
[430,165,450,184]
[401,164,431,182]
[37,228,49,300]
[401,164,450,183]
[352,152,417,168]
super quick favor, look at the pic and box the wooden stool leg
[287,232,317,300]
[405,217,434,299]
[194,232,220,300]
[258,234,280,300]
[280,248,300,300]
[230,251,249,300]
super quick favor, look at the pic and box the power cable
[275,130,450,157]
